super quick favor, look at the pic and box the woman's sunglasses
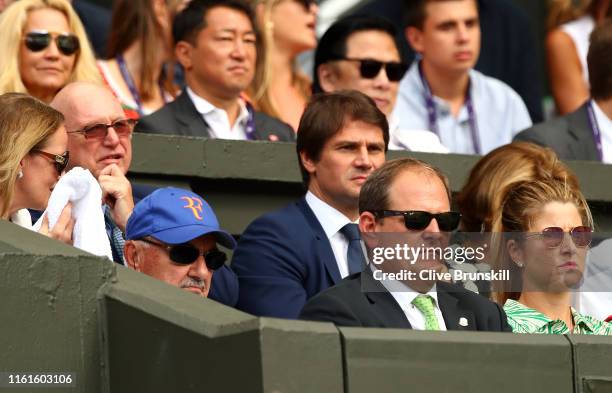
[332,57,408,82]
[31,150,69,174]
[294,0,317,10]
[372,210,462,232]
[24,30,80,56]
[523,226,592,248]
[139,238,227,270]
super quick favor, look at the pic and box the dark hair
[296,90,389,186]
[588,18,612,101]
[313,15,398,94]
[403,0,479,29]
[172,0,256,45]
[359,158,451,214]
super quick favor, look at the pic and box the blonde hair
[490,178,593,305]
[456,142,580,233]
[0,93,64,218]
[248,0,312,119]
[547,0,598,30]
[0,0,102,100]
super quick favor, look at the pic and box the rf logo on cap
[181,196,204,220]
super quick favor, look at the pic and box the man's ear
[175,41,193,70]
[405,26,424,53]
[359,212,380,250]
[124,241,141,271]
[318,64,337,93]
[299,150,317,177]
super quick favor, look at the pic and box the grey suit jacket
[135,90,295,142]
[514,103,598,161]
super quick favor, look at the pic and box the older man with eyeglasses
[124,187,236,297]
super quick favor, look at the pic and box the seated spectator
[125,187,236,297]
[314,15,448,153]
[516,19,612,163]
[0,93,73,243]
[51,82,239,305]
[492,178,612,335]
[0,0,101,103]
[300,157,511,332]
[546,0,610,115]
[136,0,294,141]
[248,0,318,131]
[393,0,532,154]
[98,0,186,118]
[231,91,388,319]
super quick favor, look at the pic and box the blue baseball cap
[126,187,236,249]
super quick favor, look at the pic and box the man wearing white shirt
[516,19,612,163]
[393,0,531,154]
[231,91,388,319]
[301,157,511,331]
[135,0,294,142]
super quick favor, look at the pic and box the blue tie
[340,223,364,275]
[104,205,125,265]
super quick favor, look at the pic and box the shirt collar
[305,191,355,239]
[187,87,248,122]
[371,264,440,306]
[592,100,612,132]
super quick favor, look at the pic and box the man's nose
[189,254,211,282]
[354,145,374,169]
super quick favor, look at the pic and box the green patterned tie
[412,294,440,331]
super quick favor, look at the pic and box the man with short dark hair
[300,157,511,331]
[232,90,389,318]
[124,187,236,297]
[393,0,531,154]
[314,15,447,152]
[135,0,294,141]
[515,19,612,163]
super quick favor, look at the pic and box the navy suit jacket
[231,198,343,318]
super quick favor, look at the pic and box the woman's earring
[18,170,23,179]
[514,260,524,268]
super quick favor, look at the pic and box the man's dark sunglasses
[523,226,592,248]
[332,57,408,82]
[372,210,462,231]
[24,30,80,56]
[67,119,136,140]
[139,238,227,270]
[31,150,69,174]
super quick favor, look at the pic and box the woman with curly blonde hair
[0,0,101,103]
[249,0,318,131]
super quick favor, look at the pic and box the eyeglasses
[31,150,69,174]
[24,30,80,56]
[67,119,136,140]
[372,210,462,231]
[332,57,408,82]
[139,238,227,270]
[523,226,592,248]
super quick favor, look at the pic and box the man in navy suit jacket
[231,91,390,318]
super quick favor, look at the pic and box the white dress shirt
[592,100,612,164]
[186,87,250,140]
[305,191,355,278]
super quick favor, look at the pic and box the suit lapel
[174,90,212,137]
[437,283,475,331]
[362,273,412,329]
[296,198,342,284]
[567,104,599,160]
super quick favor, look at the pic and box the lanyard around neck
[116,54,167,116]
[587,100,604,162]
[417,61,481,154]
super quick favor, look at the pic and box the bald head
[51,82,133,178]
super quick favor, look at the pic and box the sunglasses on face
[333,57,408,82]
[372,210,462,232]
[523,226,592,248]
[139,238,227,270]
[24,30,80,56]
[67,119,136,140]
[31,150,69,174]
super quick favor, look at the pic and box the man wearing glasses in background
[314,15,447,153]
[124,187,235,297]
[300,158,511,332]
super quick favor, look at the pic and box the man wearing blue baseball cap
[124,187,236,297]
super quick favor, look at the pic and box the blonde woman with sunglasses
[0,93,74,244]
[0,0,101,103]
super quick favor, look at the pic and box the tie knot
[412,294,435,313]
[340,223,361,241]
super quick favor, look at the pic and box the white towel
[33,167,113,260]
